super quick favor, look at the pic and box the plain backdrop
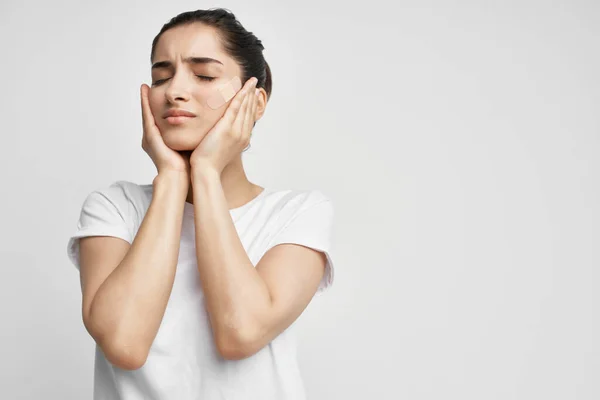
[0,0,598,399]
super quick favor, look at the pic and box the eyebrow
[151,57,224,70]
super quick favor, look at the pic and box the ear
[254,87,268,121]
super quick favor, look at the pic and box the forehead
[153,23,231,66]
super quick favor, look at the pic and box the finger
[222,78,255,130]
[239,76,258,96]
[241,88,256,135]
[241,81,258,129]
[212,77,256,137]
[245,88,259,133]
[219,84,247,127]
[252,88,259,118]
[232,88,252,138]
[140,84,158,138]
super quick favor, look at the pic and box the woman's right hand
[140,84,191,176]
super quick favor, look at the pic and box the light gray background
[1,0,598,399]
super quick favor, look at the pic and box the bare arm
[191,169,326,360]
[80,171,188,370]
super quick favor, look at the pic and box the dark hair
[150,8,272,101]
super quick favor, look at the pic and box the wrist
[153,170,190,192]
[190,162,220,183]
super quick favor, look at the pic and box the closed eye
[151,75,216,86]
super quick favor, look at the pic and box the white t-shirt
[66,180,335,400]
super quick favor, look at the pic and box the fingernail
[255,89,260,96]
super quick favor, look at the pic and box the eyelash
[152,75,215,86]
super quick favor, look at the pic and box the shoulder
[263,188,336,295]
[264,187,334,233]
[267,187,333,216]
[83,180,152,226]
[88,179,148,206]
[105,180,150,201]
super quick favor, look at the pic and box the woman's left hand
[189,77,259,176]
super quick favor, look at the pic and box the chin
[161,128,206,151]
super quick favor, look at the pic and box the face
[149,23,256,151]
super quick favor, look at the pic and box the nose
[164,73,191,103]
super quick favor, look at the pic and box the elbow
[85,323,148,369]
[101,337,149,370]
[215,327,262,361]
[216,341,253,361]
[83,311,148,370]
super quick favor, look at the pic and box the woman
[66,8,335,400]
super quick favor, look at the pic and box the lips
[162,109,197,118]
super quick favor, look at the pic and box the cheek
[148,93,162,121]
[193,86,216,110]
[193,87,228,120]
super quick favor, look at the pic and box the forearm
[191,168,272,349]
[90,171,188,361]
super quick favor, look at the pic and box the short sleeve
[66,182,135,272]
[267,197,335,295]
